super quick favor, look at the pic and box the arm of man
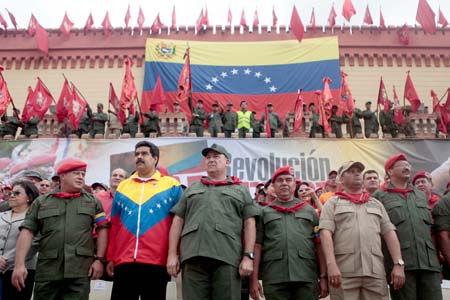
[12,229,34,291]
[316,243,329,297]
[89,227,108,280]
[167,215,184,277]
[320,229,341,288]
[383,230,405,290]
[239,217,256,277]
[437,231,450,267]
[249,243,263,300]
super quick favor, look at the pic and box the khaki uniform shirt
[319,196,395,279]
[171,178,259,267]
[20,191,108,281]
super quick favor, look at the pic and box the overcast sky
[0,0,449,30]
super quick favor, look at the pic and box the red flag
[28,14,37,36]
[109,83,126,125]
[227,8,232,26]
[6,9,17,30]
[0,66,13,116]
[56,79,71,122]
[68,84,88,130]
[404,72,421,112]
[290,5,304,42]
[204,6,209,26]
[393,86,404,125]
[432,90,449,135]
[380,8,386,28]
[342,0,356,22]
[416,0,436,34]
[0,13,7,30]
[151,13,164,32]
[29,78,54,119]
[102,12,112,36]
[264,106,272,138]
[328,5,337,27]
[21,86,34,123]
[340,72,354,117]
[240,9,247,28]
[29,16,48,54]
[310,8,316,32]
[84,13,94,31]
[253,9,259,27]
[397,24,410,45]
[377,77,390,112]
[196,9,204,32]
[444,88,450,109]
[317,91,331,135]
[176,48,193,120]
[60,12,74,36]
[137,7,145,31]
[120,57,138,110]
[150,75,166,113]
[125,5,131,28]
[172,5,176,29]
[272,6,278,27]
[293,91,304,132]
[322,77,334,104]
[363,5,373,25]
[431,89,439,113]
[438,7,449,27]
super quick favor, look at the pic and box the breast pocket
[365,206,383,233]
[37,207,61,234]
[295,211,314,237]
[220,189,244,216]
[77,206,95,230]
[334,205,355,226]
[263,213,282,239]
[384,201,405,226]
[416,201,432,226]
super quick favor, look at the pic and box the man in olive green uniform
[362,101,379,138]
[167,143,259,300]
[347,107,363,138]
[251,112,262,138]
[1,108,21,137]
[308,103,322,138]
[222,102,237,138]
[379,106,399,138]
[260,103,281,138]
[207,103,223,137]
[89,103,108,137]
[320,161,404,300]
[250,166,327,300]
[143,106,160,137]
[372,153,442,300]
[76,108,92,138]
[190,99,206,137]
[12,159,109,300]
[329,105,346,138]
[237,100,254,138]
[432,191,450,279]
[22,116,40,137]
[122,108,139,137]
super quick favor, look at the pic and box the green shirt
[222,111,237,131]
[191,108,206,126]
[432,192,450,232]
[171,178,259,267]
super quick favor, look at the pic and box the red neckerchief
[335,191,371,204]
[257,201,269,206]
[429,194,440,209]
[269,200,309,213]
[381,184,413,199]
[53,192,81,199]
[132,177,157,183]
[200,176,242,186]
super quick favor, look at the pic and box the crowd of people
[2,97,447,140]
[0,140,449,300]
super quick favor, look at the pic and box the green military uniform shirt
[432,192,450,232]
[1,115,20,136]
[23,116,39,137]
[190,108,206,126]
[362,109,379,137]
[348,109,363,137]
[171,177,260,267]
[222,111,237,131]
[122,111,139,137]
[373,184,440,273]
[207,112,223,136]
[20,191,108,281]
[260,112,281,130]
[379,109,398,137]
[309,112,322,138]
[143,111,159,134]
[256,198,319,284]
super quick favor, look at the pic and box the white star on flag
[156,203,161,208]
[254,72,262,78]
[244,68,251,75]
[231,68,238,75]
[149,209,154,214]
[206,84,213,90]
[220,72,228,78]
[264,77,272,84]
[211,77,219,83]
[269,85,277,92]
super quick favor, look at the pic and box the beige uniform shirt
[319,196,395,279]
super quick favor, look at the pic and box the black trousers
[1,269,35,300]
[111,262,170,300]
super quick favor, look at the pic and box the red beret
[412,171,431,185]
[56,159,87,175]
[384,153,407,173]
[272,166,295,183]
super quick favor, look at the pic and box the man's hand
[319,277,329,298]
[249,278,263,300]
[390,265,405,290]
[11,265,28,291]
[88,260,104,280]
[327,262,342,288]
[166,254,180,277]
[106,261,115,277]
[239,256,253,277]
[0,256,8,272]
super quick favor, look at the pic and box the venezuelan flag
[142,37,341,117]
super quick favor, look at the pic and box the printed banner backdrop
[141,37,341,118]
[0,138,449,194]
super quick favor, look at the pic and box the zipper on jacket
[133,182,145,260]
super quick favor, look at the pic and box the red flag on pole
[125,5,131,28]
[264,106,272,138]
[328,5,337,27]
[120,57,138,111]
[431,89,439,113]
[6,9,17,30]
[293,90,305,133]
[172,5,176,29]
[438,7,449,27]
[416,0,437,34]
[363,5,373,25]
[28,15,48,54]
[137,7,145,31]
[204,6,209,26]
[151,13,164,32]
[0,66,13,116]
[380,8,386,28]
[404,72,421,112]
[149,75,166,113]
[196,9,204,32]
[68,84,88,130]
[397,24,410,45]
[253,9,259,27]
[342,0,356,22]
[109,83,126,125]
[84,13,94,31]
[60,12,74,36]
[430,90,448,136]
[322,77,334,105]
[56,79,71,122]
[29,78,54,119]
[393,86,404,125]
[310,8,316,32]
[272,6,278,27]
[21,86,34,123]
[317,91,332,135]
[377,77,390,112]
[227,8,232,26]
[290,5,304,42]
[240,9,247,28]
[102,11,112,36]
[0,13,7,30]
[176,48,193,120]
[340,72,354,117]
[28,14,37,36]
[444,88,450,109]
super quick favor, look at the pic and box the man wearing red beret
[12,159,110,300]
[250,166,327,300]
[412,171,440,209]
[373,154,442,300]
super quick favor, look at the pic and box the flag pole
[107,83,112,123]
[438,88,450,104]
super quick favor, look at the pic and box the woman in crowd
[295,181,323,214]
[0,180,39,300]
